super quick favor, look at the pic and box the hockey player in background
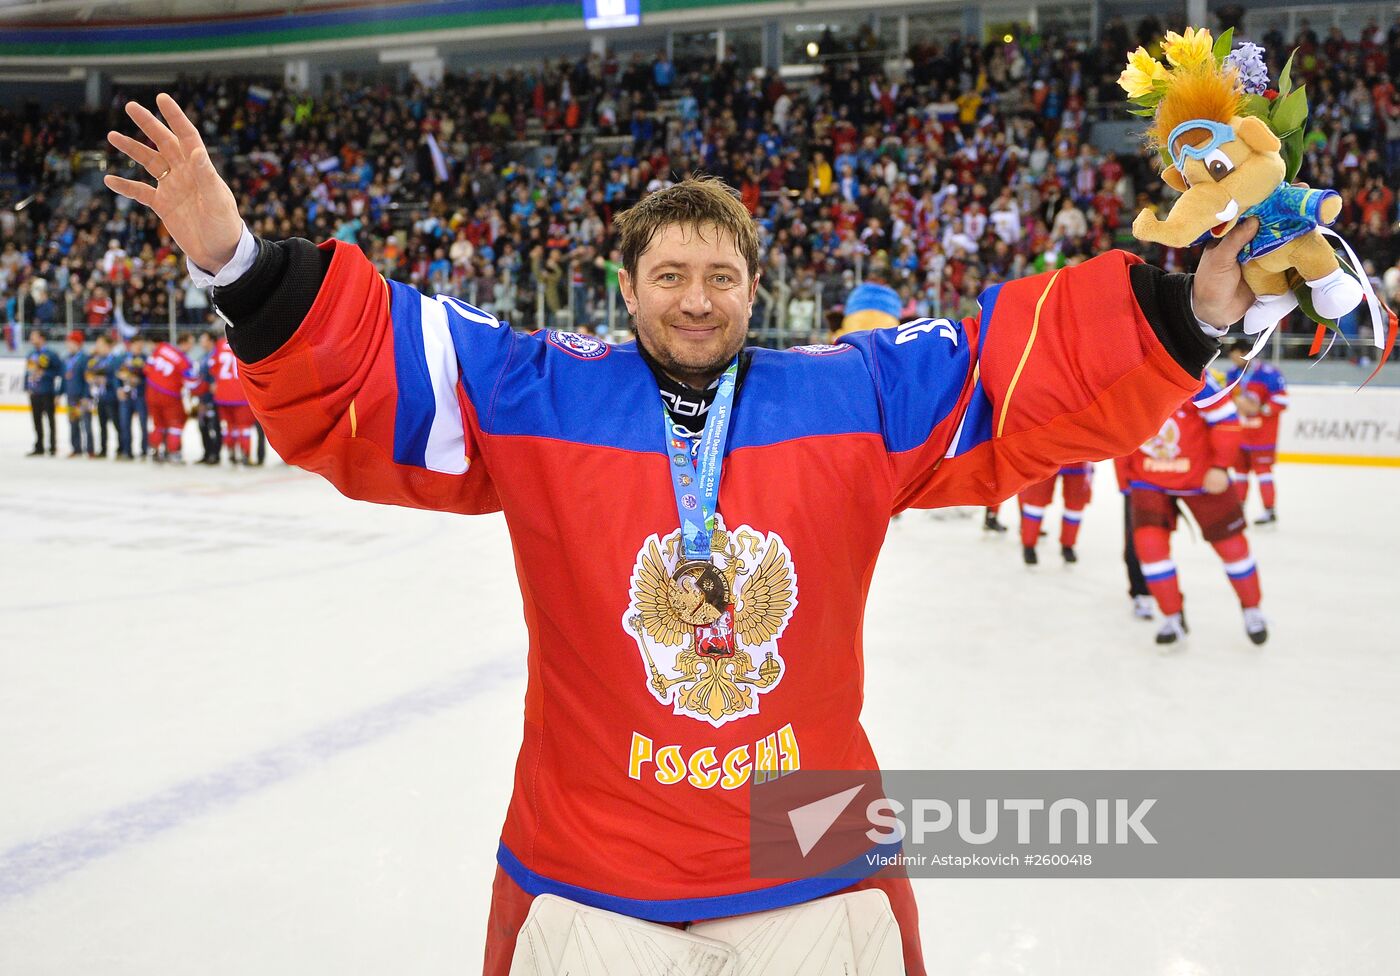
[1223,337,1288,524]
[116,336,149,459]
[982,504,1009,533]
[1116,376,1268,646]
[87,334,122,458]
[61,330,94,458]
[142,331,195,463]
[26,329,64,457]
[1016,464,1092,565]
[106,93,1268,976]
[213,331,255,464]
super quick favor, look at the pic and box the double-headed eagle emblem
[624,521,797,727]
[1142,416,1182,461]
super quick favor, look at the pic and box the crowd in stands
[5,12,1400,356]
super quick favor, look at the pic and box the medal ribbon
[663,357,739,563]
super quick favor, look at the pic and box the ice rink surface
[1,411,1397,975]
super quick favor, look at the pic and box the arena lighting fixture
[0,67,84,82]
[806,41,819,57]
[378,46,440,64]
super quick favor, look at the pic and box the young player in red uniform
[107,93,1266,976]
[1017,464,1092,564]
[1223,338,1288,524]
[213,334,255,463]
[143,332,196,462]
[1117,376,1268,646]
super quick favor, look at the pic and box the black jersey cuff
[216,237,333,365]
[1129,264,1223,379]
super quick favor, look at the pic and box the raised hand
[104,93,244,275]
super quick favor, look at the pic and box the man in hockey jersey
[1223,337,1288,524]
[143,331,195,463]
[1016,465,1092,565]
[106,93,1265,976]
[1116,377,1268,646]
[212,331,255,464]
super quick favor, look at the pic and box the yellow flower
[1118,47,1170,99]
[1162,26,1213,70]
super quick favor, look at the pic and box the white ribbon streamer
[1194,226,1383,407]
[1318,225,1385,350]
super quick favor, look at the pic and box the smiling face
[618,221,758,388]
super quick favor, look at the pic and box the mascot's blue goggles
[1167,119,1236,174]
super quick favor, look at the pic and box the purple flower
[1225,42,1270,95]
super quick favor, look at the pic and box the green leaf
[1150,79,1171,93]
[1277,49,1297,97]
[1240,94,1272,119]
[1280,129,1305,183]
[1271,85,1308,134]
[1127,107,1158,117]
[1294,279,1339,330]
[1213,27,1235,66]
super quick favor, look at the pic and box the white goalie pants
[481,866,926,976]
[508,889,904,976]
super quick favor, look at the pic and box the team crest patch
[623,517,797,728]
[1142,417,1182,462]
[546,330,610,360]
[791,343,851,356]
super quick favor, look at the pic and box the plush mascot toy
[1119,29,1390,368]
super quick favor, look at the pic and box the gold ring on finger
[155,167,171,180]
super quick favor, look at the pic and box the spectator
[786,287,817,338]
[0,24,1395,368]
[85,285,113,333]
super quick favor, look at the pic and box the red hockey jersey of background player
[1117,375,1242,495]
[1225,359,1288,448]
[212,337,247,406]
[143,340,192,398]
[231,242,1206,925]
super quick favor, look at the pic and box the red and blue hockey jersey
[236,241,1206,921]
[212,337,248,407]
[144,341,193,399]
[1224,359,1288,448]
[1118,374,1242,495]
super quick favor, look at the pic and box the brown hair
[612,176,760,282]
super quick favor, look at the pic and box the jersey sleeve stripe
[944,366,994,459]
[995,269,1061,438]
[419,297,470,474]
[387,281,468,475]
